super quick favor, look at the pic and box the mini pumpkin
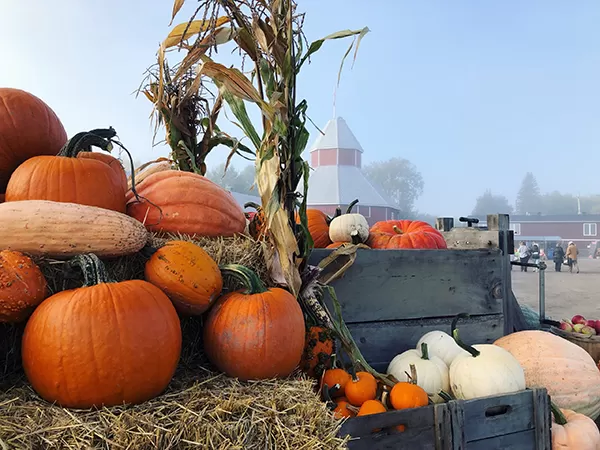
[551,403,600,449]
[203,264,305,380]
[345,370,378,407]
[144,240,223,315]
[5,128,127,213]
[0,250,48,322]
[333,399,355,419]
[21,254,182,409]
[390,378,429,410]
[357,399,388,431]
[329,200,370,243]
[300,326,335,378]
[367,220,447,249]
[322,368,352,398]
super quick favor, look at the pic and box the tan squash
[0,200,149,259]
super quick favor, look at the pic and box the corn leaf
[164,17,230,48]
[297,27,370,72]
[174,27,236,80]
[169,0,186,25]
[219,88,262,150]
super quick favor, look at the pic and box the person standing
[553,243,565,272]
[566,241,580,274]
[518,241,531,272]
[531,243,540,272]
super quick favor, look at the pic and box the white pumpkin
[450,343,526,400]
[329,214,369,243]
[417,330,469,367]
[387,343,450,403]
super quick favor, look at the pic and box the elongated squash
[0,200,148,258]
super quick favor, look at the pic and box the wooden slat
[346,315,504,372]
[309,249,504,322]
[340,404,436,436]
[345,429,438,450]
[465,430,536,450]
[533,388,552,449]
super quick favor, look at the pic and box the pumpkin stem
[321,383,337,410]
[58,128,117,157]
[409,364,418,385]
[219,264,268,294]
[451,313,480,358]
[334,206,342,218]
[347,365,359,382]
[438,390,454,402]
[550,402,568,425]
[68,254,114,286]
[392,225,403,235]
[244,202,262,212]
[420,343,430,360]
[345,199,359,214]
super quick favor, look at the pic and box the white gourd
[387,343,450,403]
[329,214,370,243]
[417,330,469,367]
[449,316,526,400]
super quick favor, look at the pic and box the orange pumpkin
[21,254,182,409]
[5,129,127,213]
[367,220,447,249]
[300,326,335,378]
[0,250,48,322]
[390,381,429,410]
[126,171,246,237]
[357,399,387,416]
[78,151,128,192]
[144,240,223,315]
[346,371,378,406]
[322,368,352,398]
[0,88,68,192]
[333,399,355,419]
[203,264,305,380]
[296,209,332,248]
[551,403,600,449]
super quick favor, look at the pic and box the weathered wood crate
[308,248,510,372]
[339,388,551,450]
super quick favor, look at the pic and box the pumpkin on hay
[0,88,68,193]
[322,368,352,398]
[126,170,246,237]
[5,128,127,213]
[144,240,222,315]
[0,250,48,323]
[203,264,305,380]
[551,403,600,450]
[300,326,335,378]
[495,330,600,419]
[367,220,447,249]
[21,254,182,409]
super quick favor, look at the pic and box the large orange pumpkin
[5,129,127,213]
[296,209,332,248]
[203,264,305,380]
[0,88,68,192]
[0,250,48,322]
[126,171,246,237]
[21,254,182,409]
[367,220,447,249]
[144,240,223,315]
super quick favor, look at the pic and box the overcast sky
[2,0,599,215]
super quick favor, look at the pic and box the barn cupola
[310,117,363,168]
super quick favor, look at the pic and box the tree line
[472,172,600,216]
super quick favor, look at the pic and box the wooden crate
[339,388,551,450]
[308,248,508,372]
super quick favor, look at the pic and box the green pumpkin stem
[345,199,359,214]
[438,390,454,402]
[219,264,268,294]
[451,313,480,357]
[58,128,117,157]
[420,342,430,360]
[68,254,114,286]
[550,402,567,426]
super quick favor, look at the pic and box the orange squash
[551,403,600,449]
[144,240,223,315]
[5,129,127,213]
[21,254,182,409]
[203,264,305,380]
[126,170,245,237]
[300,326,334,378]
[322,368,352,398]
[367,220,447,249]
[345,371,378,407]
[0,250,48,322]
[0,88,68,192]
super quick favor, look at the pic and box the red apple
[594,320,600,335]
[560,321,574,332]
[572,315,587,325]
[586,320,597,328]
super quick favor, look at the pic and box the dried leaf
[164,17,230,48]
[297,27,370,71]
[169,0,186,26]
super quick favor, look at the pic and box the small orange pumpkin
[333,399,355,419]
[390,381,429,410]
[144,240,223,315]
[0,250,48,322]
[322,368,352,398]
[345,370,378,407]
[300,326,335,378]
[551,403,600,449]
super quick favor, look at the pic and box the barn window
[584,223,597,237]
[511,223,521,235]
[358,205,371,218]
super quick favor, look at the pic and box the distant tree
[515,172,543,214]
[472,189,513,216]
[408,211,437,226]
[541,191,578,215]
[363,157,424,215]
[206,162,255,193]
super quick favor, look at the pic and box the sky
[2,0,600,216]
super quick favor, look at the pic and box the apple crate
[338,388,551,450]
[550,326,600,363]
